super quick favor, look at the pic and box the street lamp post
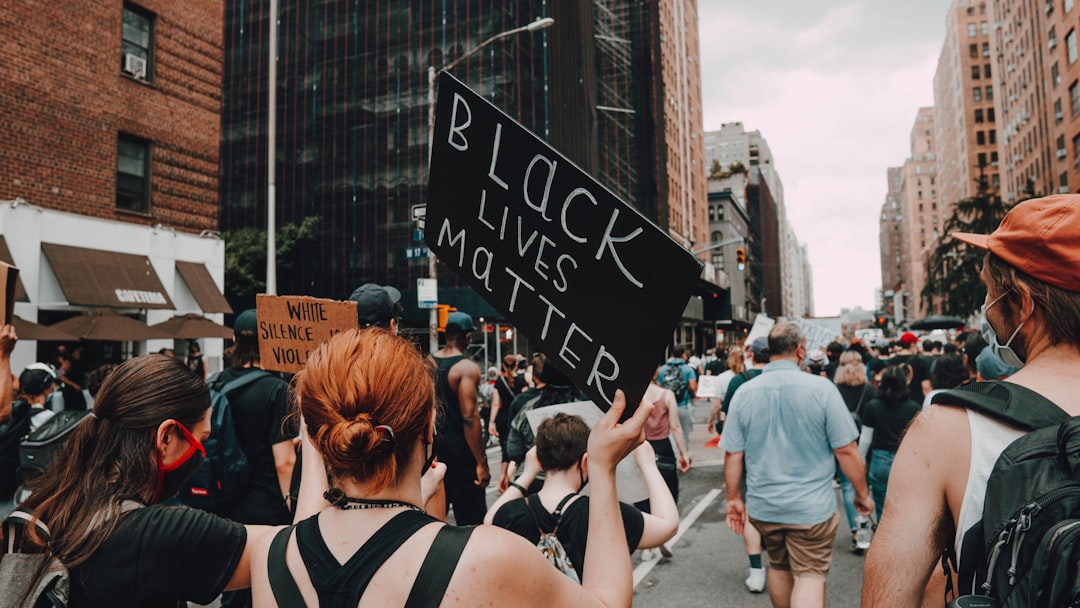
[266,0,279,295]
[424,16,554,352]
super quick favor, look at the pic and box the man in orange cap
[862,194,1080,605]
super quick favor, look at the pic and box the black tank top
[434,355,466,435]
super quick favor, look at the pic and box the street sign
[417,278,437,309]
[405,246,428,260]
[414,228,425,243]
[411,204,426,230]
[426,72,703,414]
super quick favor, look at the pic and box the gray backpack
[0,511,68,608]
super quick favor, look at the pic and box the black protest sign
[426,72,703,414]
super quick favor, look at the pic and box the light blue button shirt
[719,360,857,525]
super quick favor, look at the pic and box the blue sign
[405,246,429,260]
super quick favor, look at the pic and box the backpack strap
[931,380,1069,431]
[218,369,272,396]
[403,525,476,608]
[525,493,578,534]
[267,525,305,608]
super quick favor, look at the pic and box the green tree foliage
[707,159,748,180]
[222,216,321,311]
[708,159,724,179]
[922,174,1009,317]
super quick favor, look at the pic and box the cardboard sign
[696,374,724,399]
[426,73,704,414]
[0,262,18,327]
[255,294,359,373]
[795,317,840,354]
[744,314,775,346]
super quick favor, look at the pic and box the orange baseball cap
[952,194,1080,293]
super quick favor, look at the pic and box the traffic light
[735,247,746,271]
[875,315,887,328]
[436,304,457,331]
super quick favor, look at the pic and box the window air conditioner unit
[1059,149,1068,159]
[1050,38,1058,49]
[1057,111,1065,120]
[1061,186,1071,193]
[123,53,147,79]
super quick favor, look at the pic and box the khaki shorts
[750,512,839,579]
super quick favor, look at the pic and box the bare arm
[580,391,652,607]
[834,441,873,516]
[224,524,275,591]
[454,361,490,487]
[0,325,15,424]
[862,407,959,607]
[485,447,540,525]
[488,387,502,438]
[633,441,679,548]
[271,439,296,505]
[664,393,691,471]
[723,451,746,534]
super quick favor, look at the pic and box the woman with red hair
[251,328,651,607]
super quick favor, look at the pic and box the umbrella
[149,313,233,339]
[11,315,79,341]
[48,309,166,341]
[908,315,967,331]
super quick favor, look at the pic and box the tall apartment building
[221,1,710,345]
[897,107,940,322]
[935,0,1001,209]
[706,175,755,344]
[879,167,910,321]
[991,0,1057,200]
[0,0,230,372]
[703,123,811,319]
[1036,0,1080,194]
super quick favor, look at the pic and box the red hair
[297,328,436,493]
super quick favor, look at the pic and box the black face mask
[153,422,206,504]
[578,456,588,491]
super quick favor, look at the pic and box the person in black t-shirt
[216,309,295,608]
[10,354,265,607]
[488,353,527,492]
[185,341,207,381]
[486,413,678,580]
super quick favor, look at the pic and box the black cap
[19,363,58,396]
[348,283,402,328]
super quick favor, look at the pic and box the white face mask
[980,291,1027,367]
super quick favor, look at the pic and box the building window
[1069,29,1079,64]
[978,152,988,167]
[1058,135,1067,155]
[1051,26,1058,50]
[986,85,993,100]
[708,206,715,222]
[971,65,981,80]
[969,43,978,58]
[984,64,992,78]
[991,151,998,165]
[1055,98,1064,121]
[989,130,996,144]
[977,131,986,145]
[1062,172,1069,190]
[975,109,984,123]
[974,87,983,101]
[992,173,1000,189]
[117,134,150,213]
[121,4,155,80]
[981,21,989,35]
[1071,81,1080,115]
[988,107,996,122]
[983,42,990,57]
[1053,63,1061,87]
[1073,134,1080,167]
[968,23,977,37]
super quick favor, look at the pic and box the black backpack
[0,403,32,501]
[178,370,269,512]
[932,380,1080,607]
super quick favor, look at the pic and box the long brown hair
[18,354,209,570]
[297,328,436,494]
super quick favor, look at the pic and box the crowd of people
[0,193,1076,606]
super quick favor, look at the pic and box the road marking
[633,488,722,588]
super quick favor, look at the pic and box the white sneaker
[640,548,658,561]
[745,567,766,593]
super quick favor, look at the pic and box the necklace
[323,488,425,513]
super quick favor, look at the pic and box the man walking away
[722,322,873,607]
[432,311,490,524]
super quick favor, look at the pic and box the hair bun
[319,416,390,470]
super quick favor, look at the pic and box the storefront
[0,202,229,377]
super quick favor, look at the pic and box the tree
[222,216,321,312]
[727,160,747,175]
[922,169,1009,317]
[708,159,724,179]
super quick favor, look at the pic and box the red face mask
[153,421,206,504]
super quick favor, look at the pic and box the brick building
[0,0,230,372]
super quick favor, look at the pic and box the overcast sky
[697,1,949,317]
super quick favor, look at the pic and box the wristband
[509,481,527,494]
